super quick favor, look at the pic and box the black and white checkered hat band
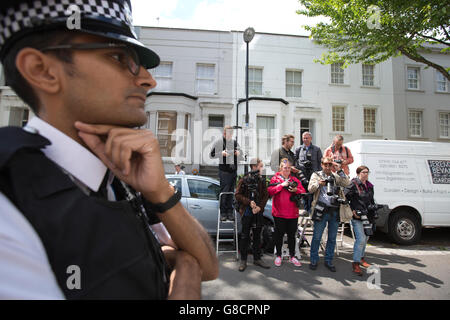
[0,0,134,46]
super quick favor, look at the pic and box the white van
[345,139,450,245]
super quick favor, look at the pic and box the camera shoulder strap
[353,180,363,195]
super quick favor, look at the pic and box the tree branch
[417,33,450,46]
[441,25,450,41]
[398,46,450,81]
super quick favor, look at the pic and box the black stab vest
[0,127,168,299]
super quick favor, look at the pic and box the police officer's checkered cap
[0,0,160,68]
[1,0,130,44]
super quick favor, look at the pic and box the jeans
[310,208,339,264]
[303,194,312,213]
[240,214,262,261]
[351,219,369,262]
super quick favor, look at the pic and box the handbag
[340,203,353,222]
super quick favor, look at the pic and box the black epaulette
[0,126,50,168]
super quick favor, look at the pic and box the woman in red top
[268,158,306,267]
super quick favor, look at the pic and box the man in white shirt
[0,0,218,299]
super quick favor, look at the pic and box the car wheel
[388,210,421,245]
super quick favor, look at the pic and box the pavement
[202,227,450,300]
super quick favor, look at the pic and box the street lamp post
[243,27,255,174]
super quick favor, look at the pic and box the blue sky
[130,0,326,36]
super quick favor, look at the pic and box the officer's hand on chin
[74,121,173,203]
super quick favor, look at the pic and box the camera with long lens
[367,203,383,220]
[268,179,304,208]
[356,209,374,236]
[246,170,261,202]
[324,175,347,206]
[298,150,313,178]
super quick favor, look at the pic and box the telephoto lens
[358,210,374,236]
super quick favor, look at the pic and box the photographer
[308,157,350,272]
[294,132,322,213]
[344,166,378,276]
[268,159,306,267]
[324,135,354,176]
[235,158,270,272]
[210,126,244,221]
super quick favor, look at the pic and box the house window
[408,110,423,137]
[208,115,224,128]
[440,112,450,138]
[407,67,420,90]
[332,106,346,132]
[286,70,302,98]
[331,63,344,84]
[436,72,448,93]
[196,63,216,94]
[300,119,312,142]
[157,111,177,157]
[8,107,29,127]
[362,64,375,86]
[249,67,263,95]
[257,116,275,160]
[152,62,173,91]
[364,108,377,134]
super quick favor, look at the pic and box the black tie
[93,172,109,199]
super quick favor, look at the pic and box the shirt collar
[25,117,107,192]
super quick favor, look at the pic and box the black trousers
[219,170,236,216]
[274,217,298,258]
[240,214,262,261]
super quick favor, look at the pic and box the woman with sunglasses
[345,166,377,276]
[268,158,306,267]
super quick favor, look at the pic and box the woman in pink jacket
[268,158,306,267]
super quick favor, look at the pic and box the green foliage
[297,0,450,79]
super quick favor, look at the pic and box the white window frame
[156,111,191,162]
[435,71,449,93]
[332,105,347,133]
[256,115,276,161]
[156,111,177,159]
[439,112,450,139]
[196,63,217,95]
[407,66,421,90]
[408,109,423,137]
[330,63,345,85]
[362,106,378,135]
[285,69,302,98]
[362,64,375,87]
[151,61,173,92]
[248,66,263,96]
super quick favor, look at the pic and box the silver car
[165,175,274,244]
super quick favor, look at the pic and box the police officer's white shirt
[0,192,65,299]
[0,117,174,299]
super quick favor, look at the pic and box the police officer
[0,0,218,299]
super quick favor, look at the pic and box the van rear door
[422,159,450,226]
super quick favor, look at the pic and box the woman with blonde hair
[268,159,306,267]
